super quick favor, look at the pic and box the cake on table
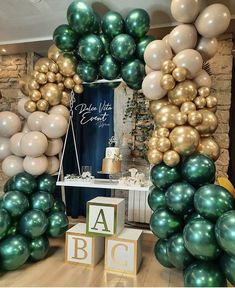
[101,147,121,174]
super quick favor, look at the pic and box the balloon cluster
[0,172,68,271]
[149,154,235,287]
[53,0,155,89]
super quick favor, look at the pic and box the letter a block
[105,228,143,275]
[86,197,125,237]
[65,223,104,267]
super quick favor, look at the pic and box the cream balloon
[21,131,48,157]
[17,98,31,119]
[27,111,48,131]
[171,0,202,23]
[144,40,173,71]
[23,155,48,176]
[173,49,203,79]
[0,112,21,138]
[41,114,68,139]
[196,37,218,62]
[46,156,60,175]
[9,132,25,157]
[145,65,155,75]
[0,137,11,161]
[49,105,70,121]
[2,155,24,177]
[142,71,167,100]
[162,34,170,46]
[169,24,198,54]
[195,4,231,38]
[45,138,63,156]
[193,70,212,88]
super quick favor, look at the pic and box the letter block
[86,197,125,237]
[65,223,104,267]
[105,228,143,275]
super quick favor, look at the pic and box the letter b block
[66,223,104,267]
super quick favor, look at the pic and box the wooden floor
[0,235,184,287]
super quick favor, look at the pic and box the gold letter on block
[72,237,88,260]
[111,243,128,267]
[91,209,110,232]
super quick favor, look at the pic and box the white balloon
[27,111,48,131]
[17,97,31,119]
[2,155,24,177]
[0,137,11,161]
[46,156,59,175]
[196,37,218,62]
[41,114,68,139]
[9,132,25,157]
[21,131,48,157]
[193,70,212,88]
[0,111,21,138]
[23,155,48,176]
[162,34,170,46]
[45,138,63,156]
[171,0,202,23]
[49,105,70,121]
[142,71,167,100]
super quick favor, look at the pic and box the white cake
[102,147,121,174]
[105,147,120,158]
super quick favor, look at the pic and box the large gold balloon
[73,74,83,84]
[194,96,206,109]
[24,100,36,113]
[37,99,49,112]
[198,86,210,97]
[188,111,203,126]
[148,137,158,150]
[48,44,62,62]
[175,112,187,126]
[169,126,200,156]
[56,53,77,77]
[161,60,176,74]
[195,109,218,137]
[49,63,59,74]
[154,104,179,129]
[206,96,217,108]
[64,78,75,89]
[147,149,163,165]
[163,150,180,167]
[19,75,31,96]
[156,127,170,138]
[36,73,47,85]
[30,90,41,102]
[168,80,197,106]
[156,137,171,153]
[149,98,168,115]
[61,91,71,107]
[197,137,220,161]
[160,74,176,91]
[74,84,84,94]
[180,101,196,115]
[28,78,40,91]
[40,83,62,106]
[172,67,188,82]
[47,72,56,83]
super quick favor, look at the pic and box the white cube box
[86,197,125,237]
[65,223,104,267]
[105,228,143,275]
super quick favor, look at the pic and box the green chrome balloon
[137,35,155,60]
[29,236,49,262]
[99,55,120,80]
[0,209,11,239]
[47,212,69,238]
[110,34,136,62]
[5,172,37,195]
[67,0,96,35]
[125,9,150,39]
[0,235,30,271]
[102,11,124,39]
[182,154,215,187]
[184,212,204,224]
[165,182,195,216]
[147,186,166,211]
[215,210,235,256]
[150,208,183,239]
[184,261,227,287]
[154,239,173,268]
[2,191,29,218]
[78,34,104,63]
[100,34,110,54]
[51,200,66,213]
[220,252,235,286]
[53,24,78,52]
[121,59,145,84]
[6,222,18,237]
[19,209,48,239]
[125,81,142,91]
[91,12,101,35]
[76,61,98,82]
[150,163,181,190]
[105,81,121,89]
[31,192,54,214]
[37,174,56,194]
[167,233,194,269]
[183,218,221,260]
[194,184,234,221]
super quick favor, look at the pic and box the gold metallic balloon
[180,101,196,115]
[175,112,187,126]
[168,80,197,106]
[48,44,62,62]
[56,53,77,77]
[58,83,65,91]
[154,104,179,129]
[28,79,40,90]
[61,91,71,107]
[148,137,158,150]
[206,96,218,108]
[55,73,64,83]
[36,99,49,112]
[74,84,84,94]
[19,75,31,96]
[64,78,75,89]
[156,137,171,153]
[197,137,220,161]
[47,72,56,83]
[188,111,203,126]
[147,149,163,165]
[35,58,51,70]
[73,74,83,84]
[24,100,36,113]
[198,86,210,97]
[195,109,218,137]
[169,126,200,156]
[30,90,41,102]
[152,130,159,138]
[194,96,206,109]
[149,98,169,115]
[160,74,176,90]
[156,127,170,138]
[36,73,47,85]
[161,60,176,74]
[49,62,59,74]
[31,70,40,79]
[163,150,180,167]
[40,83,62,106]
[172,67,188,82]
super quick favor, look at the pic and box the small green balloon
[147,186,166,211]
[51,200,66,213]
[53,24,78,52]
[31,192,54,214]
[125,81,142,91]
[150,208,183,239]
[102,11,124,39]
[100,34,110,54]
[125,9,150,39]
[110,34,136,62]
[136,35,155,60]
[2,191,29,218]
[19,209,48,239]
[91,12,101,35]
[194,184,234,221]
[121,59,145,84]
[78,34,104,63]
[150,163,181,190]
[0,209,11,239]
[215,210,235,257]
[167,233,194,269]
[37,174,56,194]
[47,212,69,238]
[29,236,50,262]
[6,222,18,237]
[166,182,195,216]
[76,61,98,82]
[5,172,37,195]
[183,218,221,260]
[99,55,120,80]
[220,252,235,286]
[154,239,174,268]
[184,261,227,287]
[0,235,30,271]
[184,212,204,224]
[105,81,121,89]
